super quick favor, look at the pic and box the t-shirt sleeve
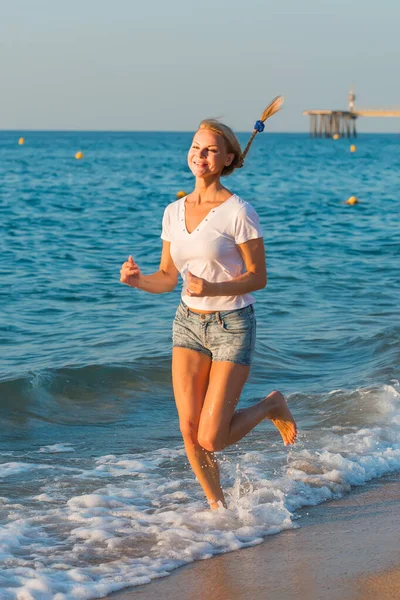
[160,206,171,242]
[234,203,263,244]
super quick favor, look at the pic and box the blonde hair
[198,119,243,177]
[197,98,284,176]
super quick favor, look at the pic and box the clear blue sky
[2,0,400,131]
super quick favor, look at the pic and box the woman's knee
[197,431,225,453]
[179,420,199,445]
[180,421,225,452]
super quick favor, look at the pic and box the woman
[120,119,297,509]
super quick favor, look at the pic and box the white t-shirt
[161,194,263,311]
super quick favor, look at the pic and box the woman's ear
[225,153,235,166]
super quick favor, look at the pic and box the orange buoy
[18,137,25,145]
[346,196,358,205]
[176,190,187,199]
[75,151,84,160]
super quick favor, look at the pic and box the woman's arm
[186,237,267,297]
[120,241,179,294]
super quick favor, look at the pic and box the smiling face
[187,128,235,180]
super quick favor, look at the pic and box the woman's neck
[191,178,226,204]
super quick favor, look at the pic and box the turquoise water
[0,131,399,598]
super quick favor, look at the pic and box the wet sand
[108,473,400,600]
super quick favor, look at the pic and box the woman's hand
[120,256,141,288]
[186,272,219,297]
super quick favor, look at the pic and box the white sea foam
[0,462,52,478]
[0,384,399,599]
[38,444,76,453]
[32,493,56,502]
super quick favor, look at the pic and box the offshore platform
[304,89,400,138]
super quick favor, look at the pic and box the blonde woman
[120,119,297,509]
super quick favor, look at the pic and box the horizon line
[1,129,399,135]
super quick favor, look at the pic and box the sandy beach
[108,473,400,600]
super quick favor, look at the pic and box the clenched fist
[120,256,141,288]
[186,271,217,297]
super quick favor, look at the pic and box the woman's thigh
[172,347,212,439]
[197,360,250,451]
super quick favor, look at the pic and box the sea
[0,131,399,599]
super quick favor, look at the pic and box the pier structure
[304,89,400,138]
[305,110,357,138]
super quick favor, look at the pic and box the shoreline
[108,473,400,600]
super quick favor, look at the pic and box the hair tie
[241,96,284,162]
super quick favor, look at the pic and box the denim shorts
[172,301,256,366]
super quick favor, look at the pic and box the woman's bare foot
[208,497,227,511]
[264,391,297,446]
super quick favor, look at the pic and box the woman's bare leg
[197,362,297,453]
[229,390,297,447]
[173,353,297,508]
[172,347,226,508]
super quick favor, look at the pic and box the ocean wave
[0,360,172,426]
[0,383,399,599]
